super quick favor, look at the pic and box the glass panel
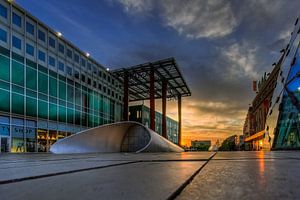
[38,100,48,119]
[26,97,37,117]
[26,66,37,90]
[37,129,48,152]
[49,77,57,97]
[38,30,45,42]
[12,12,22,27]
[11,126,24,152]
[26,22,34,35]
[0,4,7,18]
[12,60,24,86]
[49,103,57,121]
[67,84,74,103]
[0,88,9,112]
[12,36,21,49]
[0,54,9,81]
[26,43,34,56]
[59,81,66,100]
[0,28,7,42]
[59,106,66,122]
[38,72,48,94]
[67,108,74,124]
[75,110,80,125]
[25,127,36,152]
[12,93,24,115]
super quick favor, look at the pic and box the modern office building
[0,0,123,152]
[0,0,192,153]
[244,16,300,150]
[129,105,179,144]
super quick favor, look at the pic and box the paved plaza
[1,151,300,199]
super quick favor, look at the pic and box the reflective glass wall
[265,17,300,149]
[0,1,123,152]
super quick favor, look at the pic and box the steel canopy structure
[112,57,191,101]
[112,57,191,146]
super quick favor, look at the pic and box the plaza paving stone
[0,151,299,199]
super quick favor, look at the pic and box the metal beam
[123,71,129,121]
[150,65,155,131]
[178,95,182,146]
[162,80,167,138]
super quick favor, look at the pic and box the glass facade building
[244,16,300,150]
[265,17,300,150]
[0,1,123,152]
[129,105,179,144]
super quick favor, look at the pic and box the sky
[17,0,300,146]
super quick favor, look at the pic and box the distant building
[219,135,237,151]
[235,135,245,150]
[129,105,179,144]
[191,140,211,151]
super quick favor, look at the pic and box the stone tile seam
[166,152,217,200]
[0,161,141,185]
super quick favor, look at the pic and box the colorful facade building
[244,16,300,150]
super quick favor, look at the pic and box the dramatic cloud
[223,43,259,79]
[161,0,237,39]
[116,0,237,39]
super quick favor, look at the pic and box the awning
[245,130,265,142]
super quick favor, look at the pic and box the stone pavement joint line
[0,160,140,185]
[167,152,217,200]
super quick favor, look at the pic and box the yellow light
[7,0,14,3]
[259,140,263,147]
[57,32,62,37]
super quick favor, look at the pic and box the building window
[81,58,86,67]
[93,81,96,88]
[49,56,55,67]
[87,62,91,70]
[58,61,64,71]
[26,22,34,35]
[38,50,46,62]
[67,48,72,58]
[12,36,21,49]
[26,43,34,56]
[87,78,91,85]
[38,30,45,42]
[74,70,79,79]
[74,54,79,63]
[58,43,64,54]
[93,66,97,75]
[98,83,102,90]
[0,28,7,42]
[81,74,85,82]
[66,66,72,75]
[0,4,7,18]
[49,37,55,48]
[12,12,22,27]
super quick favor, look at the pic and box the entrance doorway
[0,137,9,152]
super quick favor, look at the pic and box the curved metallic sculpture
[50,121,183,154]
